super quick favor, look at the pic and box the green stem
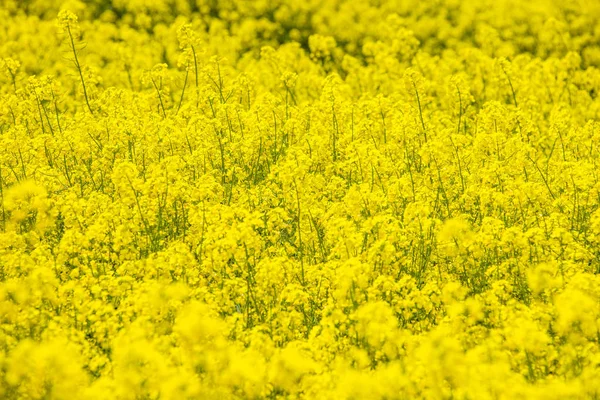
[67,25,93,115]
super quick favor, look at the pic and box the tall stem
[67,25,93,115]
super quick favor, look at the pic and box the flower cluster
[1,0,600,399]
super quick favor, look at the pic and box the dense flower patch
[1,0,600,398]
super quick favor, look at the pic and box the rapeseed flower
[0,0,599,398]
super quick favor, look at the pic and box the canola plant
[1,0,600,398]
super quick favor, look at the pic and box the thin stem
[191,45,199,108]
[67,25,93,115]
[413,81,427,142]
[151,77,167,118]
[176,64,189,114]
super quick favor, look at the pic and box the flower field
[1,0,600,398]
